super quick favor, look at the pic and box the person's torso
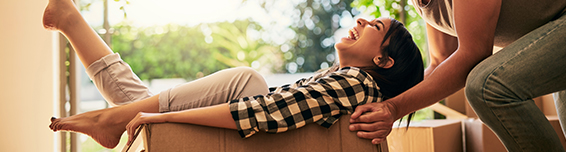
[412,0,566,47]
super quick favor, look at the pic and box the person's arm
[424,23,459,79]
[125,103,236,145]
[349,0,501,144]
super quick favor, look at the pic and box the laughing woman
[44,0,423,148]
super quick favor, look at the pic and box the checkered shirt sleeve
[229,67,382,138]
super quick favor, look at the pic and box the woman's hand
[126,112,167,146]
[349,102,397,144]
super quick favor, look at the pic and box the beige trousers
[86,53,269,112]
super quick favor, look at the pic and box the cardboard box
[464,116,566,152]
[444,89,467,115]
[463,119,506,152]
[541,94,558,116]
[139,115,387,152]
[386,119,463,152]
[547,116,566,149]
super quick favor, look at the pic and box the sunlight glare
[126,0,241,26]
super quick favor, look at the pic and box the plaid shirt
[229,67,383,138]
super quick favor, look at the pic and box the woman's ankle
[43,0,81,31]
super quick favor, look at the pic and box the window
[58,0,431,151]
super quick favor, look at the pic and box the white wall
[0,0,57,151]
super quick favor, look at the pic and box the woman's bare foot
[50,108,126,149]
[43,0,79,31]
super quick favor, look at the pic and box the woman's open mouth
[348,28,360,40]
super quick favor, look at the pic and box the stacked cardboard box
[386,119,463,152]
[385,90,566,152]
[463,118,506,152]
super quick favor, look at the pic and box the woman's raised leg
[43,0,155,148]
[44,0,152,105]
[49,67,270,149]
[43,0,112,66]
[44,0,271,149]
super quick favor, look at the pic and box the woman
[349,0,566,151]
[44,0,423,149]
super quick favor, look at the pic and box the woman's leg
[44,0,112,66]
[50,67,269,148]
[50,95,160,149]
[465,14,566,151]
[45,0,270,149]
[159,67,269,112]
[44,0,152,105]
[86,53,153,106]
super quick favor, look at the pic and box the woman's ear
[373,56,395,69]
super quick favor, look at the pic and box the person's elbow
[424,56,445,79]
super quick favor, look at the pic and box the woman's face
[335,17,392,67]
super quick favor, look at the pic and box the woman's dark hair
[359,18,424,124]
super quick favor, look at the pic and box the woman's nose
[356,18,369,26]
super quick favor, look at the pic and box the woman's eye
[374,24,381,30]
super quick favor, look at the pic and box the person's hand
[349,101,397,144]
[126,112,166,146]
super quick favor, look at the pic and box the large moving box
[137,115,387,152]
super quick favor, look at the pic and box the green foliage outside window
[282,0,356,73]
[108,20,283,81]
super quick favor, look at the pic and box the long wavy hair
[359,18,424,124]
[321,19,423,124]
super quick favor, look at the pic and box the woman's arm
[125,68,373,144]
[350,0,502,144]
[126,103,236,145]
